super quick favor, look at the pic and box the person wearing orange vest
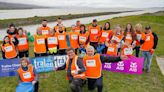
[105,40,118,56]
[88,19,101,49]
[39,19,50,36]
[123,23,135,45]
[74,20,81,33]
[57,48,86,92]
[47,29,58,55]
[33,28,47,57]
[7,24,19,45]
[83,46,127,92]
[69,25,79,54]
[111,25,124,56]
[16,28,29,58]
[98,22,113,54]
[133,23,145,57]
[56,25,68,55]
[1,36,17,59]
[121,41,134,57]
[54,17,66,32]
[17,57,39,92]
[140,26,158,73]
[78,24,89,57]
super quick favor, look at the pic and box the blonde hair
[135,23,142,31]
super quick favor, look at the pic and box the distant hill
[0,2,50,9]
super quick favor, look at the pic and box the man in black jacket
[140,26,158,72]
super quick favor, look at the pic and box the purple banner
[102,57,144,74]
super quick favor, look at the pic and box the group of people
[1,17,158,92]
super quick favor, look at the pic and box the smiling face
[18,29,23,36]
[42,21,47,27]
[37,28,42,35]
[86,46,95,56]
[21,60,28,67]
[105,23,110,29]
[57,19,62,24]
[127,24,132,31]
[9,27,15,33]
[67,50,75,59]
[4,37,10,43]
[49,29,55,36]
[115,26,121,35]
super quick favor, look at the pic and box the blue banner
[0,55,67,77]
[0,58,20,77]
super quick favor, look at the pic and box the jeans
[69,78,84,92]
[141,51,153,70]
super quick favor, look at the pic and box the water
[0,8,137,19]
[0,8,163,41]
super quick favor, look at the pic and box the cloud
[0,0,164,8]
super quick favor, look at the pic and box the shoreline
[0,10,137,29]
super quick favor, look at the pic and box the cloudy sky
[1,0,164,8]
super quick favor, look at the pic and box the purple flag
[102,57,144,74]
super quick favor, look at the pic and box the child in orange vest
[78,24,89,57]
[16,28,29,58]
[111,25,124,56]
[17,57,39,92]
[121,41,134,57]
[47,29,58,55]
[106,40,118,56]
[1,36,18,59]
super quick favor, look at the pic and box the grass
[0,11,164,92]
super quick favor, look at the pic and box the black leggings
[87,76,103,92]
[34,81,39,92]
[18,51,29,58]
[34,53,47,57]
[134,46,140,57]
[58,49,66,55]
[90,42,98,50]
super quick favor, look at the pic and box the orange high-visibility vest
[16,35,29,51]
[8,34,16,42]
[99,30,112,43]
[17,66,35,82]
[39,26,50,36]
[47,35,58,49]
[54,24,65,33]
[74,26,80,33]
[136,32,145,46]
[66,55,86,80]
[140,32,154,51]
[56,32,68,49]
[121,45,133,56]
[79,32,89,47]
[111,33,124,45]
[34,35,46,53]
[1,43,17,59]
[69,31,79,49]
[124,32,133,44]
[88,25,101,42]
[106,44,117,56]
[83,54,102,78]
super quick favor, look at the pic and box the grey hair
[86,45,95,52]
